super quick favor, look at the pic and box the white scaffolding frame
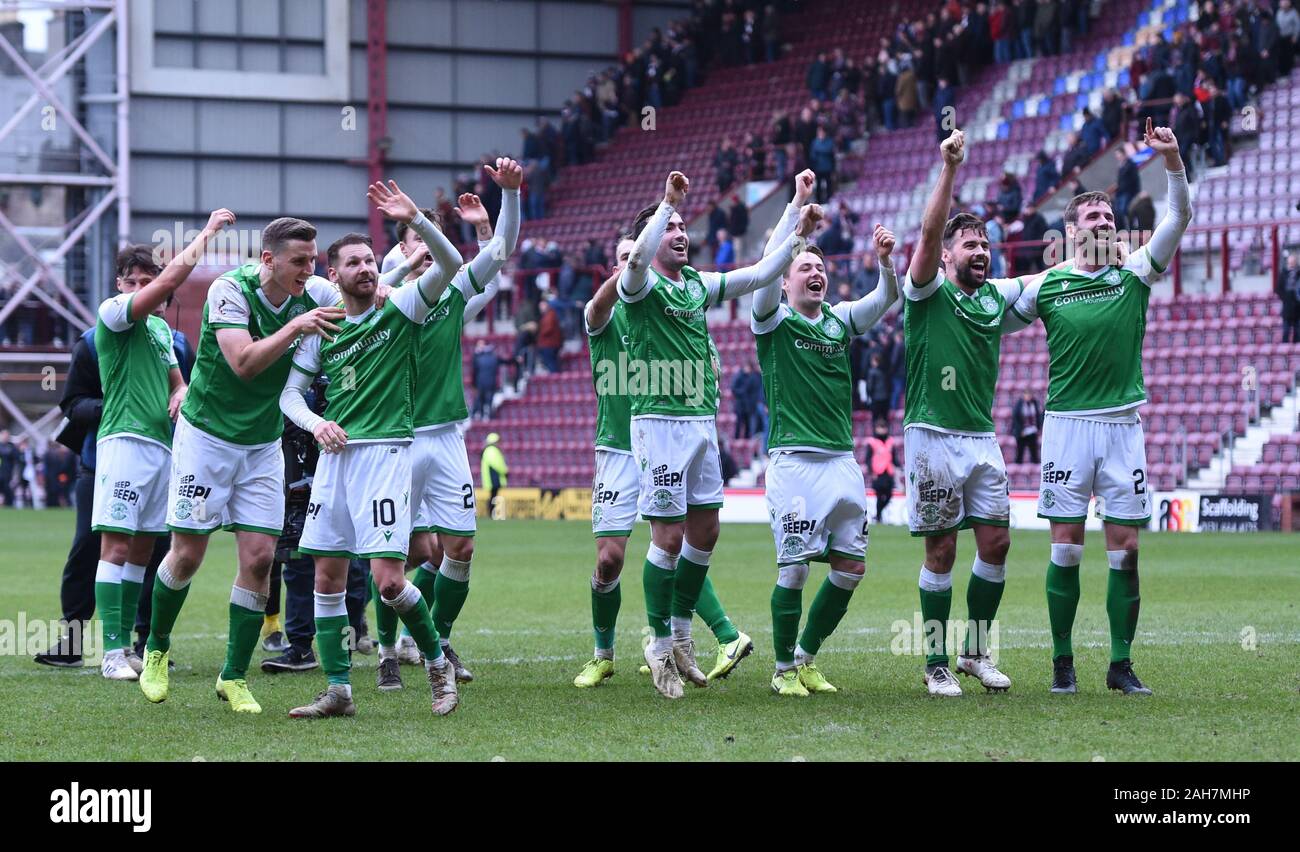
[0,0,127,447]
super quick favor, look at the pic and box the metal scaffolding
[0,0,127,447]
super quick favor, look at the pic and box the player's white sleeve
[97,293,134,332]
[305,276,341,308]
[380,255,415,288]
[381,242,406,275]
[280,368,325,434]
[833,261,900,334]
[704,232,806,306]
[206,276,252,327]
[407,211,463,305]
[1005,275,1042,332]
[903,268,943,302]
[619,201,672,302]
[750,203,801,323]
[389,275,430,322]
[464,187,519,299]
[751,302,789,335]
[464,272,500,323]
[1127,167,1192,284]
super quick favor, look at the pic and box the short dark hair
[630,203,659,240]
[263,217,317,254]
[116,244,162,279]
[1064,191,1113,225]
[326,233,373,268]
[784,243,825,279]
[942,213,987,247]
[396,207,442,243]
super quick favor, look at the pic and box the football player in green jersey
[280,179,465,718]
[904,129,1044,697]
[750,169,901,696]
[575,237,754,689]
[1005,119,1192,695]
[140,216,347,711]
[92,209,234,681]
[369,159,521,691]
[618,170,814,699]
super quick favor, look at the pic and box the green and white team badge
[174,498,193,520]
[979,295,998,312]
[781,534,805,559]
[687,279,704,300]
[824,316,843,339]
[920,503,940,525]
[287,304,307,321]
[1042,489,1057,510]
[592,505,604,525]
[652,489,673,511]
[1104,269,1121,286]
[110,501,128,521]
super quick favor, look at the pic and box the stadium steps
[1188,390,1300,490]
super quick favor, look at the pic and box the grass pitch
[2,510,1296,761]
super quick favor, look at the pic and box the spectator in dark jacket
[1018,204,1050,272]
[995,172,1023,219]
[932,77,956,143]
[472,339,503,419]
[807,51,830,100]
[1011,389,1044,463]
[809,126,837,202]
[866,353,891,430]
[728,195,750,255]
[1061,131,1091,176]
[730,363,763,439]
[1032,150,1060,201]
[1080,108,1106,155]
[1114,147,1141,230]
[1127,191,1156,233]
[706,202,728,250]
[1101,89,1125,140]
[0,430,16,507]
[1278,251,1300,343]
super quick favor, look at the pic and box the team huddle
[85,117,1189,717]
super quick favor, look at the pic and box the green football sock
[1106,551,1140,663]
[770,583,803,666]
[670,554,709,620]
[390,585,443,661]
[693,576,740,644]
[591,579,621,653]
[919,580,952,668]
[1046,561,1081,660]
[412,562,439,603]
[220,598,264,681]
[371,574,398,647]
[799,573,857,657]
[643,554,674,639]
[145,561,190,654]
[94,560,123,651]
[315,614,351,686]
[964,571,1005,657]
[432,558,471,641]
[119,561,146,649]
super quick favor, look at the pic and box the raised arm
[464,159,523,289]
[369,179,463,305]
[752,169,816,321]
[712,203,820,302]
[213,280,344,381]
[838,224,900,332]
[1139,119,1193,273]
[619,171,687,300]
[586,268,621,332]
[126,209,235,323]
[908,129,966,287]
[464,271,501,323]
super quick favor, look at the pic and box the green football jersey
[902,270,1022,435]
[291,298,422,442]
[182,263,339,446]
[1010,255,1155,415]
[588,302,634,453]
[95,293,179,448]
[618,267,721,418]
[409,271,484,431]
[754,303,855,453]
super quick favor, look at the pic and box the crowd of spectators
[0,429,78,509]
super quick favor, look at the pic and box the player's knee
[100,536,129,566]
[241,543,275,575]
[776,563,809,589]
[444,536,474,563]
[377,577,407,601]
[925,537,957,572]
[653,525,685,554]
[1051,523,1085,546]
[983,531,1011,564]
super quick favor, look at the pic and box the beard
[954,259,986,290]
